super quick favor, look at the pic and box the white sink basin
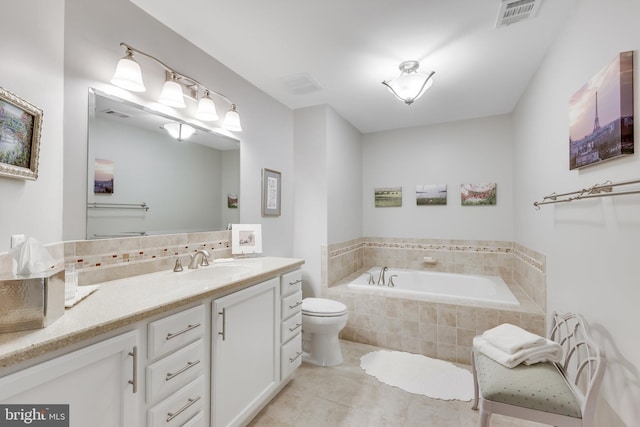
[182,265,252,281]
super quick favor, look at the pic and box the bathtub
[348,267,519,307]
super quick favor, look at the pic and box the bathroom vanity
[0,256,303,427]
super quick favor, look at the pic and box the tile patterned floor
[249,340,548,427]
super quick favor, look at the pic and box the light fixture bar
[113,42,241,130]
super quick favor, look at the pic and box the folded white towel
[482,323,547,354]
[473,336,563,368]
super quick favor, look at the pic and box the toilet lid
[302,298,347,317]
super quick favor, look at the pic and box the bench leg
[471,349,479,410]
[479,409,492,427]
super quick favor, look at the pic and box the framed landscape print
[461,183,497,206]
[375,187,402,207]
[0,87,43,180]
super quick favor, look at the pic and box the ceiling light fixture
[162,122,196,141]
[111,42,242,131]
[382,60,435,105]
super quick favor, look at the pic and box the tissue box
[0,268,65,333]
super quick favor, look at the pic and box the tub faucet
[377,266,388,285]
[188,249,210,269]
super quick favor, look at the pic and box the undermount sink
[182,264,253,281]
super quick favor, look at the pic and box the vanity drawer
[280,270,302,297]
[281,311,302,344]
[281,335,302,380]
[147,377,204,427]
[146,340,205,404]
[148,305,205,360]
[281,291,303,320]
[182,411,205,427]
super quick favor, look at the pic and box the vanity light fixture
[382,60,435,105]
[195,90,219,121]
[111,42,242,131]
[158,72,186,108]
[111,47,146,92]
[162,122,196,141]
[223,104,242,132]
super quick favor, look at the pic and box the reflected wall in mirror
[87,88,240,239]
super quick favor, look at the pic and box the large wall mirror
[86,88,240,239]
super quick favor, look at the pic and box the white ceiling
[130,0,577,134]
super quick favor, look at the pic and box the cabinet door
[212,278,279,427]
[0,330,139,427]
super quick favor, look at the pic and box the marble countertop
[0,256,304,369]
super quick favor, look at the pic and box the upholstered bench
[471,312,606,427]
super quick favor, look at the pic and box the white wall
[0,0,65,252]
[512,0,640,424]
[362,115,514,241]
[327,108,363,244]
[293,105,363,297]
[293,106,328,297]
[63,0,294,256]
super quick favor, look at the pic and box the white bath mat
[360,350,474,401]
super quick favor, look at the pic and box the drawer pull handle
[288,323,302,332]
[218,308,226,341]
[127,345,138,394]
[166,323,201,341]
[165,360,201,381]
[166,396,201,423]
[289,279,302,286]
[288,301,302,309]
[289,351,303,363]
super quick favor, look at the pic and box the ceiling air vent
[102,109,130,119]
[281,73,323,95]
[495,0,541,28]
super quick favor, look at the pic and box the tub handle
[388,275,397,287]
[366,272,374,285]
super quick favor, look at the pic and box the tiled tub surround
[322,237,546,365]
[0,231,233,285]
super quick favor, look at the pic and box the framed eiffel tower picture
[569,51,634,170]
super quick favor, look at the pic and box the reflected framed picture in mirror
[232,224,263,255]
[0,87,43,181]
[262,168,281,216]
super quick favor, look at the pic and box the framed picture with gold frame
[0,87,43,180]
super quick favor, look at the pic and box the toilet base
[301,332,344,367]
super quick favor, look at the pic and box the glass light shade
[162,122,195,141]
[223,105,242,131]
[382,61,434,105]
[158,78,186,108]
[111,55,146,92]
[384,73,433,104]
[196,93,219,121]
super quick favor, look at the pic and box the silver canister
[0,268,65,333]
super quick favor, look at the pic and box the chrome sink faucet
[188,249,210,269]
[377,266,388,285]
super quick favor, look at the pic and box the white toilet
[301,298,348,367]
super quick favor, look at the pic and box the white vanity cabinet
[280,270,303,379]
[146,304,207,427]
[212,277,279,427]
[0,330,139,427]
